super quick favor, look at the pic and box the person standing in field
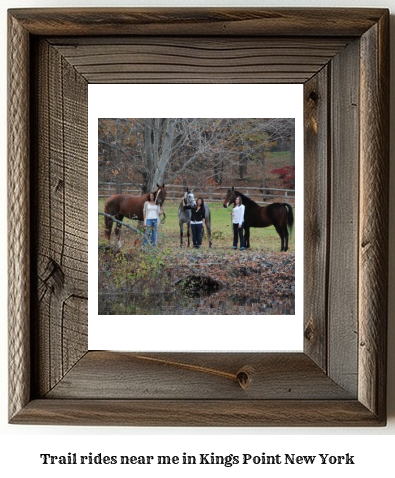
[183,196,206,248]
[143,192,162,246]
[231,196,245,250]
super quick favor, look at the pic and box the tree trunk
[213,156,224,185]
[151,118,176,190]
[261,151,267,190]
[115,119,122,194]
[239,155,247,179]
[143,119,155,193]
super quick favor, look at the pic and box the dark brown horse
[104,184,166,242]
[223,187,294,251]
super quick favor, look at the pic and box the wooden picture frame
[8,8,389,426]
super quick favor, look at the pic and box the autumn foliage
[270,165,295,189]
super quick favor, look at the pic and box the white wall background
[1,0,394,476]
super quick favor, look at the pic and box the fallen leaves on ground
[98,245,295,315]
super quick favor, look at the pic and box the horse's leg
[206,222,212,248]
[115,214,124,247]
[104,200,114,241]
[187,222,191,247]
[244,226,250,249]
[283,226,289,252]
[179,222,184,247]
[104,215,113,241]
[279,217,289,251]
[274,226,285,251]
[282,207,291,251]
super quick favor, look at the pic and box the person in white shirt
[143,192,162,246]
[231,196,245,250]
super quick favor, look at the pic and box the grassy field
[98,198,295,253]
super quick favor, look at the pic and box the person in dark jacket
[183,197,206,248]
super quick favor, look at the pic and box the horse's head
[155,183,166,206]
[223,186,236,208]
[184,188,197,208]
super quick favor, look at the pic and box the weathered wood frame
[8,8,389,426]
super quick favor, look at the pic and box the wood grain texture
[46,352,354,400]
[11,399,383,427]
[7,8,389,426]
[30,39,88,398]
[303,67,329,370]
[327,39,360,396]
[8,8,387,37]
[8,13,31,421]
[358,12,389,421]
[49,37,350,84]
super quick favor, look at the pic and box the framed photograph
[8,8,389,426]
[90,84,303,352]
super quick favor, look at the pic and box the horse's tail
[284,203,294,236]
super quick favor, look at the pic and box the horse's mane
[234,190,260,208]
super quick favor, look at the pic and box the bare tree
[98,117,295,192]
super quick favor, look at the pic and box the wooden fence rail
[98,183,295,204]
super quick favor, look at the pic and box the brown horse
[104,184,166,242]
[223,187,294,251]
